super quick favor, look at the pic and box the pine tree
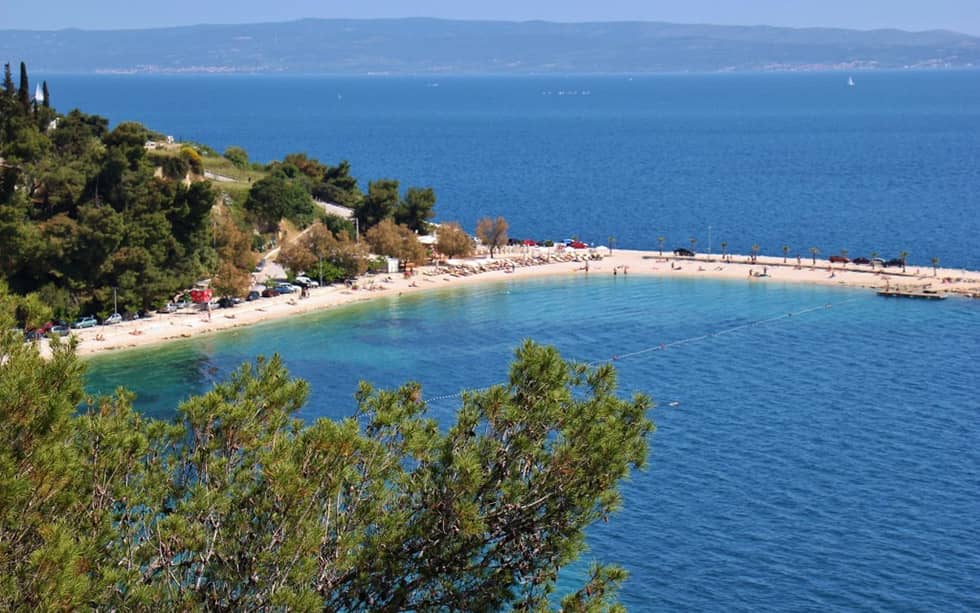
[18,61,30,112]
[42,81,50,108]
[2,63,14,96]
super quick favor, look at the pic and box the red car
[829,255,850,264]
[569,240,588,249]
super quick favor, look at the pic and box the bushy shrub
[180,146,204,174]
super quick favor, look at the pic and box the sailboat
[848,76,855,87]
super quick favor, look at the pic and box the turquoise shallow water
[85,277,980,610]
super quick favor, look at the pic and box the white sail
[34,83,44,102]
[848,76,855,87]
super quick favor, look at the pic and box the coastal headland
[40,249,980,359]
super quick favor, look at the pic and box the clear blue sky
[3,0,979,35]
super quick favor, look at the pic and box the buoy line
[423,298,858,405]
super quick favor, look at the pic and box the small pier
[877,289,947,300]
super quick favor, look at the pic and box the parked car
[104,312,123,325]
[851,257,871,265]
[884,258,905,268]
[871,258,885,267]
[275,282,299,294]
[246,290,261,301]
[158,303,178,314]
[673,248,695,257]
[568,240,588,249]
[49,323,71,337]
[217,297,238,309]
[72,315,98,329]
[295,275,320,288]
[829,255,850,264]
[261,288,280,298]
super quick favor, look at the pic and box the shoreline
[39,249,980,359]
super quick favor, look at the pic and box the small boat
[848,76,855,87]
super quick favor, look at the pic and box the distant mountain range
[4,18,979,74]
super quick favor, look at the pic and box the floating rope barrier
[423,297,859,405]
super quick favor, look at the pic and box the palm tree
[810,247,819,266]
[781,245,790,263]
[657,236,665,256]
[721,241,728,259]
[899,250,909,273]
[931,256,939,276]
[689,238,697,255]
[751,244,760,264]
[839,249,848,268]
[870,250,879,270]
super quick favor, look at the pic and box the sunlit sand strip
[39,248,980,359]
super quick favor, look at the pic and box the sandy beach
[40,249,980,359]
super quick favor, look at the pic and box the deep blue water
[45,71,980,269]
[85,277,980,611]
[57,71,980,609]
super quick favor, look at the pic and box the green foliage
[17,61,30,113]
[149,152,189,180]
[354,179,438,236]
[222,145,249,168]
[2,63,13,95]
[355,178,399,231]
[306,260,342,283]
[0,316,653,610]
[0,69,439,323]
[283,152,327,181]
[313,159,362,207]
[394,186,436,234]
[0,73,217,317]
[244,175,315,232]
[180,145,203,174]
[366,255,389,273]
[318,212,355,240]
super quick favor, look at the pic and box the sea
[48,72,980,611]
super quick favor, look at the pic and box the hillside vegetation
[0,63,445,329]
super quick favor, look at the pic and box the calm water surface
[86,277,980,611]
[46,71,980,269]
[52,68,980,610]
